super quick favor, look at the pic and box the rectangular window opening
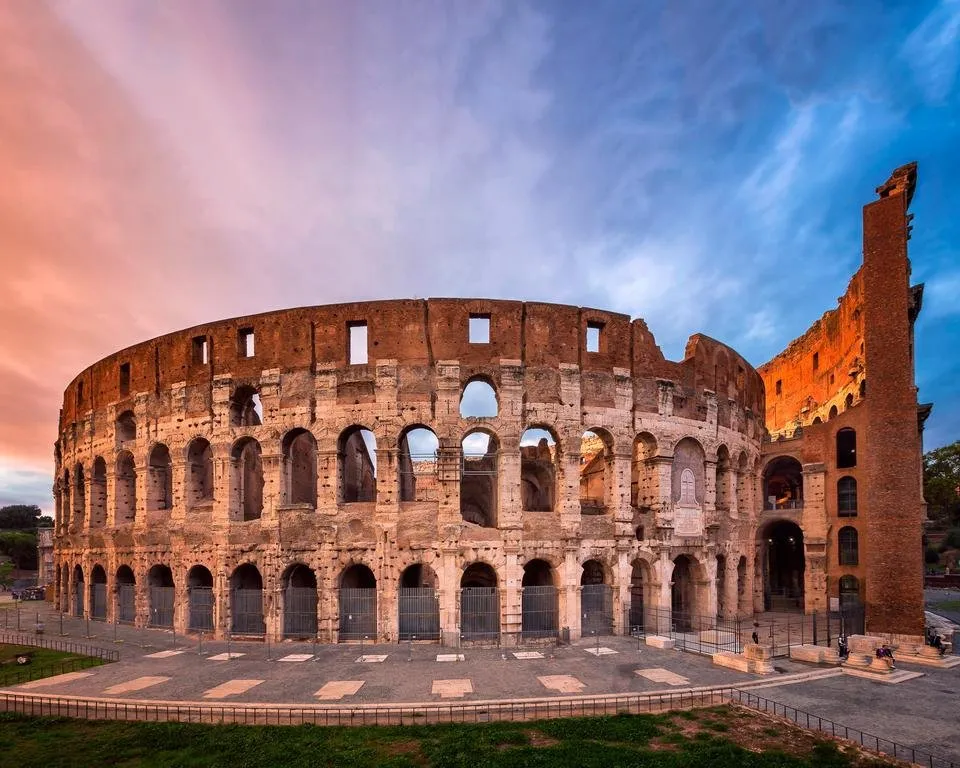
[586,322,603,353]
[76,381,84,407]
[775,379,782,396]
[812,352,819,371]
[469,314,490,344]
[238,328,255,358]
[192,336,209,365]
[348,322,368,365]
[119,363,131,396]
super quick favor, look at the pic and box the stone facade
[51,164,928,642]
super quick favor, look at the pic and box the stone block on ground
[645,635,676,650]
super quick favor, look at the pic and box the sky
[1,0,958,514]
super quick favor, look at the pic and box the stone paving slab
[635,668,689,686]
[104,676,169,695]
[538,675,585,694]
[203,679,264,699]
[314,681,364,700]
[278,654,314,663]
[16,671,93,690]
[431,679,472,699]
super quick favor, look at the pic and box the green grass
[0,644,103,686]
[932,599,960,612]
[0,708,898,768]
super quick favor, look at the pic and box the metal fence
[230,588,265,636]
[283,587,318,638]
[0,656,106,687]
[117,584,136,624]
[460,587,499,642]
[149,587,175,628]
[72,585,84,618]
[398,588,440,641]
[339,588,376,641]
[90,584,108,621]
[581,584,613,636]
[625,605,857,658]
[521,586,558,639]
[0,631,120,661]
[188,587,215,632]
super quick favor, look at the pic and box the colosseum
[51,163,928,645]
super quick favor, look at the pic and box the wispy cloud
[902,0,960,102]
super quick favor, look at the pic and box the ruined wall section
[757,273,866,437]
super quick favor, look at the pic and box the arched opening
[460,430,498,526]
[631,433,658,509]
[715,447,731,511]
[459,378,498,418]
[580,560,612,635]
[845,392,854,409]
[72,463,85,530]
[230,385,262,427]
[147,564,175,628]
[72,565,84,617]
[859,380,866,398]
[61,469,71,532]
[838,526,859,566]
[339,564,377,641]
[230,563,265,635]
[762,456,803,510]
[283,428,317,506]
[580,429,613,514]
[90,458,106,528]
[147,444,173,511]
[758,520,804,611]
[339,426,377,503]
[628,560,651,631]
[460,563,499,641]
[812,416,823,425]
[116,566,136,624]
[398,426,439,503]
[836,428,857,469]
[521,559,557,638]
[116,452,137,523]
[671,555,698,630]
[231,438,263,521]
[716,554,727,617]
[90,565,107,621]
[187,565,214,632]
[116,410,136,444]
[838,476,857,517]
[838,574,864,634]
[398,563,440,641]
[282,564,318,638]
[839,574,860,608]
[520,427,557,512]
[828,405,838,420]
[186,438,214,507]
[737,556,748,615]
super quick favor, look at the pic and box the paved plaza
[1,600,958,762]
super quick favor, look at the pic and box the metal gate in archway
[581,584,613,635]
[231,588,265,635]
[339,588,376,641]
[90,584,108,621]
[72,583,84,618]
[149,587,175,628]
[398,588,440,641]
[521,586,558,639]
[460,587,499,641]
[117,584,136,624]
[283,587,318,638]
[188,587,214,632]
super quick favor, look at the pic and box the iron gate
[627,601,647,634]
[231,588,265,635]
[398,587,440,641]
[72,583,84,617]
[521,586,558,639]
[339,588,376,641]
[581,584,613,635]
[117,584,136,624]
[283,587,318,638]
[90,584,108,621]
[149,587,175,627]
[188,587,214,632]
[460,587,499,641]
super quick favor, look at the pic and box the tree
[0,561,12,589]
[0,531,37,570]
[0,504,43,530]
[923,441,960,527]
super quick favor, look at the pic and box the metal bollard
[16,600,21,632]
[227,633,232,660]
[198,630,204,656]
[312,632,318,659]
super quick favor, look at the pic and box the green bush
[943,528,960,549]
[926,547,941,564]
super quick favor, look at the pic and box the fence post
[812,611,818,646]
[16,600,21,632]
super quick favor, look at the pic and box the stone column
[654,554,674,634]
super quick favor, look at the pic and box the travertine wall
[53,300,763,641]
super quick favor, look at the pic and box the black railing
[0,631,119,661]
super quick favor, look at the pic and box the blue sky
[1,0,958,513]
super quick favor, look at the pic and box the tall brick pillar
[861,162,925,636]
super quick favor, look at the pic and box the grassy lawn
[931,599,960,612]
[0,705,899,767]
[0,644,103,686]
